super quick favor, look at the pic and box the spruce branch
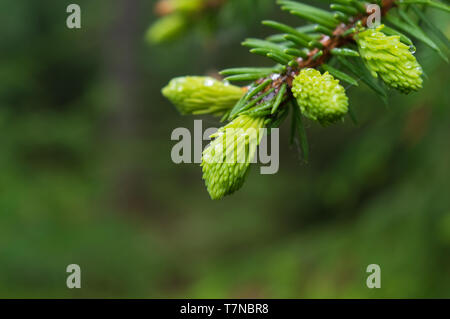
[234,0,398,105]
[161,0,450,199]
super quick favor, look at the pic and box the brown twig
[154,0,174,16]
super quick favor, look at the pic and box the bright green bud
[169,0,204,13]
[162,76,244,116]
[355,25,423,94]
[147,14,188,44]
[201,115,265,200]
[291,68,349,126]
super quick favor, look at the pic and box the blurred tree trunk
[103,0,149,215]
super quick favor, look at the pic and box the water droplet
[204,78,215,87]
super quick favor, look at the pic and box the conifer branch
[238,0,398,110]
[161,0,450,199]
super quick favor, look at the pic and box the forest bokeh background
[0,0,449,298]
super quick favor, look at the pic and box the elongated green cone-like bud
[355,25,423,94]
[292,68,349,126]
[147,14,188,44]
[162,76,244,116]
[168,0,204,13]
[201,115,265,200]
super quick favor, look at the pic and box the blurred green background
[0,0,449,298]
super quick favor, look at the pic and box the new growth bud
[162,76,244,116]
[166,0,204,14]
[355,25,423,94]
[291,68,349,126]
[201,115,265,200]
[146,14,188,44]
